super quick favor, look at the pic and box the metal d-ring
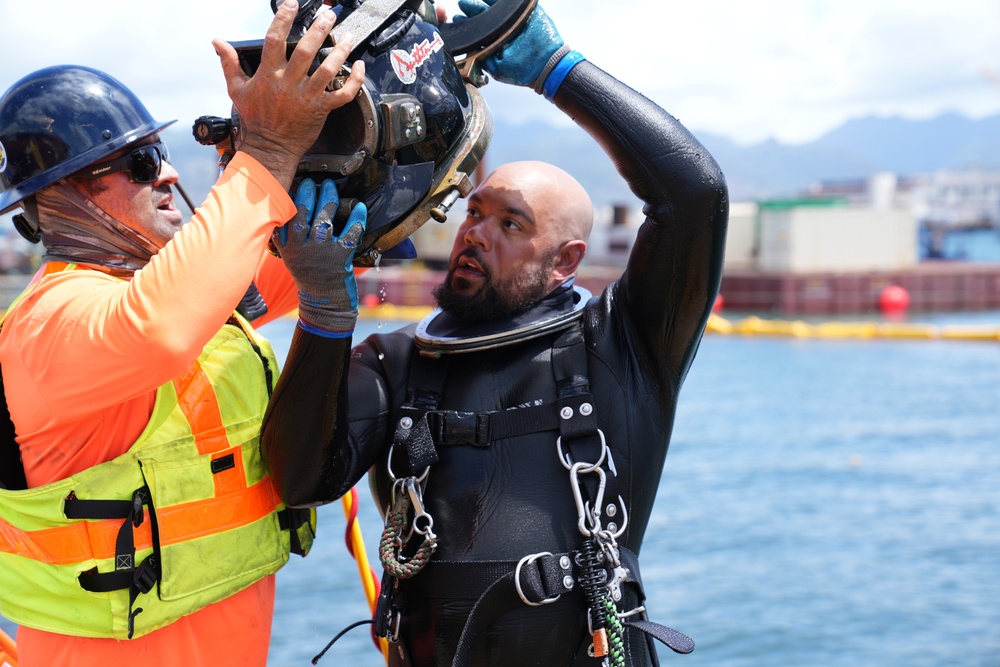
[555,429,608,473]
[515,551,561,606]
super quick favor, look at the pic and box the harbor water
[258,312,1000,667]
[3,311,998,666]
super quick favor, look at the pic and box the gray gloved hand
[455,0,569,90]
[273,178,367,338]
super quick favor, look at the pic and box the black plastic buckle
[373,570,400,641]
[443,412,477,445]
[132,557,159,595]
[131,488,148,528]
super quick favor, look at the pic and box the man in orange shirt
[0,2,367,665]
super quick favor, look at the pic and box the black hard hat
[0,65,176,213]
[230,4,492,264]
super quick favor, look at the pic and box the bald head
[437,160,594,321]
[481,161,594,246]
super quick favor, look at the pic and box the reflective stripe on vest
[0,263,294,640]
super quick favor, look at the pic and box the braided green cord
[602,595,625,667]
[379,494,434,579]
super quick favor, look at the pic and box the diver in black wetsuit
[261,1,729,665]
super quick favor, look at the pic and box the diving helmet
[0,65,176,215]
[198,0,537,265]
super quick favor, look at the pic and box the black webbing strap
[448,552,576,667]
[550,323,622,516]
[392,353,449,473]
[625,620,695,655]
[408,555,569,600]
[444,547,694,667]
[424,402,559,447]
[278,507,315,557]
[66,486,159,638]
[551,323,601,446]
[0,361,27,491]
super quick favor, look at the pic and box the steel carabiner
[570,461,607,537]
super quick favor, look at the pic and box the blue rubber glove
[456,0,566,88]
[273,178,367,338]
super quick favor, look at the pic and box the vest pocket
[139,438,288,602]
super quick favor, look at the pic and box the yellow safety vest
[0,264,314,639]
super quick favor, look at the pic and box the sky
[2,0,1000,147]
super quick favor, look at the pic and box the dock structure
[357,260,1000,317]
[719,262,1000,315]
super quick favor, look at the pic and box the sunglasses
[77,141,170,183]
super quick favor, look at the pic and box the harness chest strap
[391,322,614,473]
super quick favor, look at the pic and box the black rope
[312,619,375,664]
[577,537,606,632]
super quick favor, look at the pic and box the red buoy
[713,293,725,313]
[878,285,910,313]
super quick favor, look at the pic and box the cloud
[0,1,272,129]
[2,0,1000,147]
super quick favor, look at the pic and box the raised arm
[552,61,729,383]
[464,0,728,383]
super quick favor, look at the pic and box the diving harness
[362,287,695,667]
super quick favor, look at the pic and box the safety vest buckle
[131,488,149,527]
[132,556,159,595]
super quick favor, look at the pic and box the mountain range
[164,111,1000,211]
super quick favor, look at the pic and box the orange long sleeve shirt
[1,152,298,667]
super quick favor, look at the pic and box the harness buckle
[514,552,561,606]
[441,411,478,445]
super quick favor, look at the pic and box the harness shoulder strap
[392,351,450,474]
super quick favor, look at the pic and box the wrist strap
[298,319,354,339]
[533,44,571,94]
[540,50,586,100]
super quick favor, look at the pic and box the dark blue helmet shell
[0,65,175,212]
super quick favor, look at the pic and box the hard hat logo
[390,32,445,85]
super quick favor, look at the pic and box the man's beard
[432,248,558,322]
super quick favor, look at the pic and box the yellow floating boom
[706,314,1000,342]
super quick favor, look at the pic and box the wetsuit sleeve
[551,61,729,384]
[260,327,393,505]
[260,326,353,507]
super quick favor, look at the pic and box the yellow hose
[341,488,389,661]
[0,626,17,667]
